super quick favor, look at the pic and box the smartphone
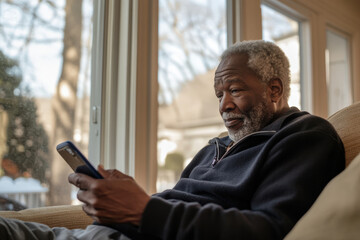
[56,141,103,179]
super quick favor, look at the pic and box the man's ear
[268,78,283,103]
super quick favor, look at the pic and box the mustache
[222,112,246,120]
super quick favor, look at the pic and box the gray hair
[221,40,291,101]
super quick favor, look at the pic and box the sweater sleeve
[139,123,345,240]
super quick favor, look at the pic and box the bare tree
[158,0,226,125]
[158,0,226,106]
[49,0,83,205]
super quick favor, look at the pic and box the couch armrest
[0,205,93,229]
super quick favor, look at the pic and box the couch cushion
[0,204,93,229]
[285,153,360,240]
[328,101,360,166]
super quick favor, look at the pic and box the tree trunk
[49,0,83,205]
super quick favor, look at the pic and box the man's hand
[68,166,150,226]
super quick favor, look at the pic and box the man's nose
[219,93,235,112]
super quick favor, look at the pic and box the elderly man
[0,40,344,240]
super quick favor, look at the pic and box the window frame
[88,0,105,168]
[325,27,353,115]
[261,0,313,112]
[90,0,158,194]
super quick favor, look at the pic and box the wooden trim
[134,0,158,194]
[227,0,242,44]
[240,0,262,40]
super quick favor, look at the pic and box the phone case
[56,141,103,179]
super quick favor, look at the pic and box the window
[326,30,352,115]
[157,0,227,191]
[261,4,302,109]
[0,0,94,208]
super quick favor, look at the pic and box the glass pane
[326,30,352,115]
[261,5,301,109]
[0,0,93,209]
[157,0,227,191]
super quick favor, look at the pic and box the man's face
[214,54,274,142]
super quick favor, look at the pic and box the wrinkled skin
[68,166,150,226]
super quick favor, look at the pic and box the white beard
[223,101,273,143]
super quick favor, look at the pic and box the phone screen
[56,141,103,179]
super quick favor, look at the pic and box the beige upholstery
[328,101,360,167]
[0,204,92,229]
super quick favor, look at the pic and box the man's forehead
[214,78,246,88]
[214,54,251,82]
[215,54,249,74]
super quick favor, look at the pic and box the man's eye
[216,93,223,99]
[231,89,240,94]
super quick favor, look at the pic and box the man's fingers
[82,203,97,216]
[82,205,123,224]
[97,165,110,178]
[77,189,93,205]
[68,173,94,190]
[97,166,129,179]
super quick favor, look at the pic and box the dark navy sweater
[140,108,345,240]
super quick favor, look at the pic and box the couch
[1,102,360,237]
